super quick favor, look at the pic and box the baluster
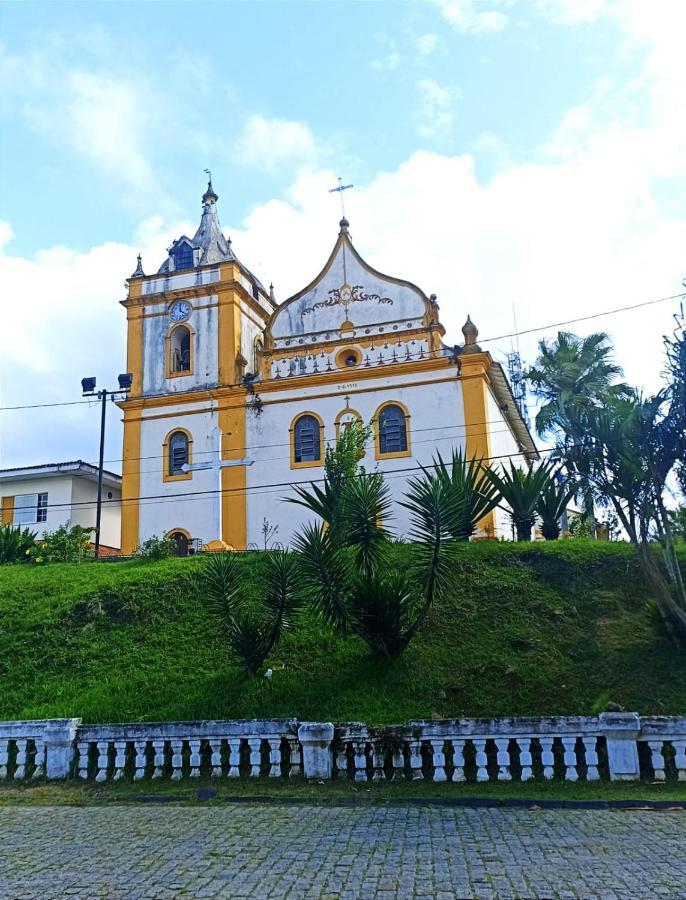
[648,740,666,781]
[334,741,348,780]
[409,740,423,780]
[113,741,127,781]
[228,740,241,777]
[248,738,262,777]
[673,741,686,782]
[353,739,368,782]
[431,740,447,783]
[209,739,222,777]
[517,738,533,781]
[32,739,46,779]
[582,737,599,781]
[289,737,301,778]
[77,741,90,780]
[95,741,109,782]
[170,739,184,780]
[495,738,511,781]
[152,740,165,779]
[473,739,489,782]
[561,737,579,782]
[0,739,9,780]
[268,738,281,778]
[451,739,466,783]
[14,739,28,781]
[391,746,405,781]
[134,741,147,781]
[188,739,202,778]
[539,737,554,780]
[372,740,385,782]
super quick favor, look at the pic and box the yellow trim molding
[374,400,412,460]
[460,350,496,536]
[162,427,194,482]
[290,411,325,469]
[120,410,141,555]
[335,346,362,370]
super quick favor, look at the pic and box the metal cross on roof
[329,176,353,218]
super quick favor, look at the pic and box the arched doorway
[166,530,190,557]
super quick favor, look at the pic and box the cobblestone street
[0,803,684,899]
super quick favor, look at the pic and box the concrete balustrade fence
[1,714,685,784]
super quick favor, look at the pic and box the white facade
[121,188,537,553]
[0,462,122,548]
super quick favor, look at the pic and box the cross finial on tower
[202,169,218,204]
[329,176,353,221]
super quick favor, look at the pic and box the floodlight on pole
[81,374,133,558]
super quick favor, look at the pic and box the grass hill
[1,541,685,724]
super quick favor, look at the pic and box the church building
[119,180,536,554]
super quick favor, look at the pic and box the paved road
[0,803,684,899]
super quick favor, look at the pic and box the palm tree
[527,331,631,535]
[484,462,555,541]
[527,331,631,438]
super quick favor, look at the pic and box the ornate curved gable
[268,219,432,343]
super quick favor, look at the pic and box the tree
[484,461,555,541]
[429,449,501,540]
[203,550,301,675]
[289,421,455,658]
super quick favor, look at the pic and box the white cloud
[235,114,321,173]
[415,79,460,139]
[371,52,401,72]
[434,0,508,34]
[415,33,439,56]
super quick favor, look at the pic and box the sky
[1,0,685,472]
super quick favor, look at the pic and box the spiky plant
[203,550,302,675]
[484,461,555,541]
[535,477,576,540]
[430,449,501,540]
[0,525,37,565]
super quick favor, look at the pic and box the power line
[1,287,683,413]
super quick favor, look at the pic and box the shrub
[0,524,37,564]
[31,524,94,564]
[135,535,175,560]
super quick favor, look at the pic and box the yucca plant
[0,524,37,564]
[484,461,555,541]
[289,421,454,658]
[536,477,576,540]
[430,449,501,540]
[203,550,301,675]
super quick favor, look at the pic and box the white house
[0,461,122,552]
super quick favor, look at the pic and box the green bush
[134,535,175,560]
[0,524,37,564]
[31,524,94,564]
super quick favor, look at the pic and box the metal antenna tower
[505,304,530,427]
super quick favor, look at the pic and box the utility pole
[81,374,133,558]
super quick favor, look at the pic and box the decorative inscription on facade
[302,283,393,318]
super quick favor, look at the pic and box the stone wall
[1,715,684,784]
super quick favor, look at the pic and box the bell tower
[118,179,274,554]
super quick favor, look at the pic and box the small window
[168,431,189,476]
[172,243,194,271]
[378,404,408,455]
[253,338,263,374]
[14,493,48,526]
[293,415,321,464]
[170,325,191,374]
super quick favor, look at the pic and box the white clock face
[170,301,191,323]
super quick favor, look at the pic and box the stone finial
[130,254,145,279]
[339,216,350,234]
[462,315,480,351]
[269,282,276,304]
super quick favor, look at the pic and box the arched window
[292,414,322,466]
[167,530,190,557]
[168,431,189,476]
[377,403,409,457]
[169,325,191,374]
